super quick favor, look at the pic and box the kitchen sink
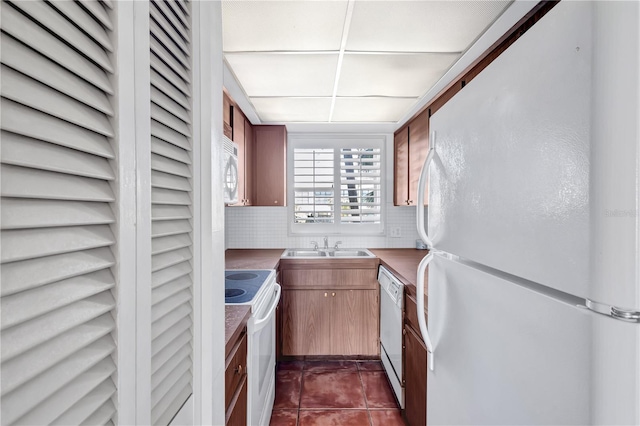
[281,248,375,258]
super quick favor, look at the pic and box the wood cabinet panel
[404,292,428,338]
[332,290,378,356]
[408,110,429,206]
[404,324,427,426]
[254,125,287,206]
[394,127,409,206]
[282,290,331,356]
[244,118,254,206]
[282,268,377,290]
[225,328,248,425]
[223,93,232,139]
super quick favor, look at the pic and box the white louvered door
[149,1,194,424]
[0,1,118,425]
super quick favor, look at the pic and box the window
[289,136,385,234]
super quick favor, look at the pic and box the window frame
[287,134,386,236]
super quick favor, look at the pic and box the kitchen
[0,1,638,426]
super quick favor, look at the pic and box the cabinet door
[331,290,379,356]
[404,325,427,426]
[244,118,254,205]
[254,125,287,206]
[232,107,246,206]
[226,377,247,426]
[282,290,331,355]
[408,109,429,206]
[394,126,409,206]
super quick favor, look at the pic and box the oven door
[247,283,281,426]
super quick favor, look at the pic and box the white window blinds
[291,138,384,234]
[340,148,382,224]
[149,1,194,425]
[1,0,118,425]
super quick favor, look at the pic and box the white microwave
[223,136,239,204]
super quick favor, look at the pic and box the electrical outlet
[390,226,402,238]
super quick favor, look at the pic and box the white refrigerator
[415,1,640,425]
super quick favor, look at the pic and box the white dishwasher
[378,265,404,408]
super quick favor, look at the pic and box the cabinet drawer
[225,375,247,426]
[225,329,247,411]
[405,292,428,338]
[283,269,377,290]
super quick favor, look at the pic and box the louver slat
[11,358,117,425]
[1,198,115,230]
[152,381,192,426]
[150,19,190,69]
[151,356,191,407]
[151,344,191,390]
[46,0,114,52]
[151,68,191,110]
[151,86,191,124]
[1,165,115,202]
[152,205,192,221]
[1,132,115,180]
[152,234,192,255]
[151,318,191,361]
[79,0,113,31]
[0,4,113,93]
[164,0,190,31]
[152,247,192,273]
[152,170,191,191]
[151,119,191,151]
[152,220,191,238]
[1,314,115,395]
[151,0,190,44]
[1,292,116,362]
[151,103,190,137]
[50,380,116,425]
[1,36,113,115]
[151,289,192,322]
[1,225,115,263]
[152,275,192,305]
[8,0,113,73]
[0,0,118,424]
[152,153,191,176]
[150,11,189,56]
[152,261,191,289]
[0,247,115,297]
[150,38,190,84]
[1,66,114,136]
[1,269,115,329]
[151,56,190,98]
[70,399,116,426]
[152,137,191,164]
[152,188,192,205]
[1,99,114,158]
[0,337,115,424]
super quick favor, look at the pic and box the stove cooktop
[224,269,274,304]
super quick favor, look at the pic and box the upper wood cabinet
[254,125,287,206]
[230,107,253,206]
[394,109,430,206]
[223,92,233,139]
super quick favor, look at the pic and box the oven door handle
[251,283,281,332]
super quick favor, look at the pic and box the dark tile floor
[270,360,406,426]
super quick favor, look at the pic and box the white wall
[225,134,426,249]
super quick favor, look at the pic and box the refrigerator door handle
[417,252,435,371]
[416,132,436,249]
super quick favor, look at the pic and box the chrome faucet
[323,236,329,250]
[310,241,318,251]
[334,241,342,250]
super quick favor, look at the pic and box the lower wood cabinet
[282,289,378,356]
[225,328,247,425]
[404,292,428,426]
[279,259,379,357]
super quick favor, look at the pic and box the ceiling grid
[222,0,512,123]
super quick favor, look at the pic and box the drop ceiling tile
[222,1,348,52]
[347,1,511,52]
[337,53,459,97]
[252,98,332,123]
[225,53,338,97]
[331,98,417,123]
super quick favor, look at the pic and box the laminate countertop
[225,249,284,270]
[225,305,251,359]
[369,248,429,298]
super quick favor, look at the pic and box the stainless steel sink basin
[281,248,375,258]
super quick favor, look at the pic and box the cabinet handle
[274,200,278,204]
[408,200,413,205]
[324,292,328,297]
[331,292,336,297]
[235,364,243,375]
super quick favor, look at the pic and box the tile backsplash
[225,204,427,249]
